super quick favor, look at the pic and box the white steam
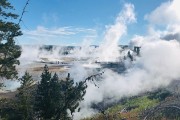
[145,0,180,42]
[19,45,66,65]
[97,3,136,62]
[73,1,180,119]
[74,37,180,120]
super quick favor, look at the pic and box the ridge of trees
[0,64,99,120]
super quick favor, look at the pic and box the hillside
[82,87,180,120]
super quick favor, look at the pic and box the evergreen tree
[0,0,22,80]
[55,73,87,120]
[16,71,34,120]
[49,73,62,119]
[34,64,53,119]
[34,65,87,120]
[0,98,22,120]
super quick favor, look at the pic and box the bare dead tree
[18,0,30,25]
[84,71,104,88]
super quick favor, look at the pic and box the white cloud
[21,26,97,45]
[24,26,76,37]
[145,0,180,25]
[42,13,59,24]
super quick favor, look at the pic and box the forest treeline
[0,65,87,120]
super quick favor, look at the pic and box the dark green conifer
[16,71,34,120]
[34,64,52,119]
[56,73,87,120]
[34,65,87,120]
[0,0,22,80]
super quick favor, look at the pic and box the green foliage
[0,72,34,120]
[107,96,158,114]
[0,0,18,19]
[0,99,22,120]
[147,89,172,101]
[55,73,87,120]
[84,96,159,120]
[34,65,87,120]
[0,0,22,80]
[34,65,53,119]
[16,71,34,120]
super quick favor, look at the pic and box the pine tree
[0,98,21,120]
[0,72,34,120]
[16,71,34,120]
[55,73,87,120]
[49,73,62,118]
[34,64,53,119]
[0,0,22,80]
[34,65,87,120]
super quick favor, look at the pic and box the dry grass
[32,65,67,72]
[0,91,17,99]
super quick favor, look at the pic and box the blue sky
[10,0,167,45]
